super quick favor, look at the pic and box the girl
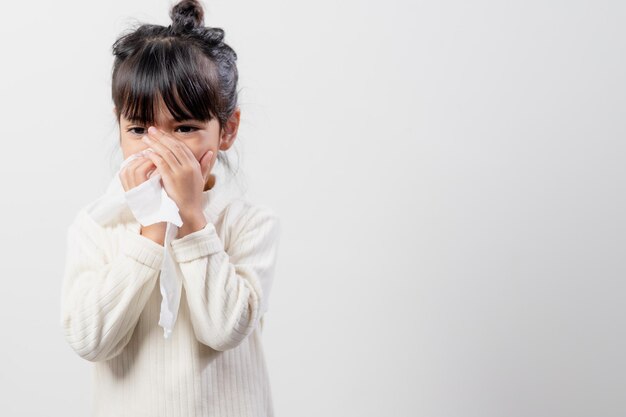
[60,1,280,416]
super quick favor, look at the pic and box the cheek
[185,144,204,162]
[189,138,215,162]
[120,142,141,160]
[120,135,148,160]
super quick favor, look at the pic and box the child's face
[116,99,239,186]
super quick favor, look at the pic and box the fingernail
[148,126,158,135]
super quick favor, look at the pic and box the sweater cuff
[120,229,165,269]
[170,222,224,263]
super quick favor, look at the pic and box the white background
[0,0,624,416]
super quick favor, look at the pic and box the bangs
[112,41,220,126]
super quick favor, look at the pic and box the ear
[219,107,241,151]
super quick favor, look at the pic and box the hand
[118,155,167,245]
[119,155,156,192]
[141,126,214,220]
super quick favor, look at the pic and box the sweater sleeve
[169,204,281,352]
[60,210,164,362]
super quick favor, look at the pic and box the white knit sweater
[60,172,281,417]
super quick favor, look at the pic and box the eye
[127,127,146,135]
[176,125,199,133]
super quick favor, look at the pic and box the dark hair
[110,0,239,176]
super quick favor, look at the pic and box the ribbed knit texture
[60,180,280,417]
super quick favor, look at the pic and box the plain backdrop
[0,0,624,416]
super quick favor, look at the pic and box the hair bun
[169,0,204,34]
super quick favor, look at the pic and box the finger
[133,157,157,182]
[151,126,196,164]
[156,127,198,166]
[143,151,172,179]
[120,156,147,190]
[143,126,191,170]
[140,133,179,173]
